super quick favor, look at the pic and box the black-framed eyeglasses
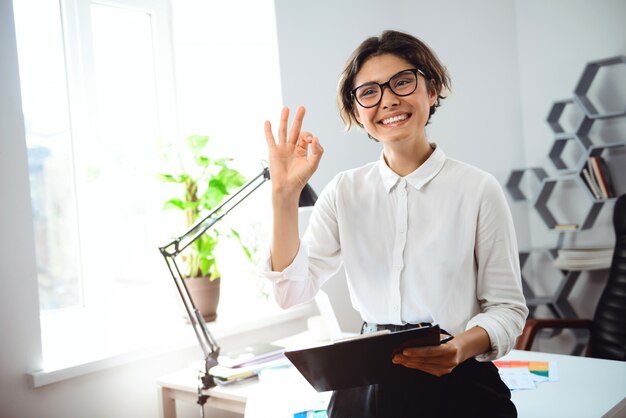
[351,68,425,108]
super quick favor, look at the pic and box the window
[14,0,282,371]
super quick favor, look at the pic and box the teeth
[382,114,408,125]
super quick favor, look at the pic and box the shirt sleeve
[259,175,344,309]
[466,174,529,361]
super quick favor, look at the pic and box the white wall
[513,0,626,351]
[0,0,43,416]
[515,0,626,250]
[274,0,527,191]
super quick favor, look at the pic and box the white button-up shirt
[263,145,528,361]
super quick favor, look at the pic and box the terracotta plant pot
[184,276,221,322]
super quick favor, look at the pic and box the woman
[262,30,527,417]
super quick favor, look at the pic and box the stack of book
[553,247,613,271]
[209,342,288,386]
[581,156,616,199]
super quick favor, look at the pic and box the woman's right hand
[264,106,323,198]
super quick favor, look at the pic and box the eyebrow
[354,69,414,89]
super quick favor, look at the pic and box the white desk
[157,367,259,417]
[157,349,626,418]
[501,350,626,418]
[156,330,330,418]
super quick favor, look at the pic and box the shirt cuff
[259,242,309,283]
[466,314,511,362]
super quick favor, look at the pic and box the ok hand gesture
[264,106,323,197]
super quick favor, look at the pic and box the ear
[353,108,362,125]
[428,79,438,107]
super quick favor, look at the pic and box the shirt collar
[378,143,446,193]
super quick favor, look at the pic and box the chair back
[591,194,626,360]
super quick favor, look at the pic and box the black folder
[284,324,441,392]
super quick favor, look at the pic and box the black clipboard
[284,324,441,392]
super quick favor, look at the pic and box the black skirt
[326,357,516,418]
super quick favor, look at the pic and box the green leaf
[158,173,190,183]
[209,178,229,195]
[160,133,255,280]
[200,179,229,210]
[199,257,215,277]
[216,167,246,191]
[186,135,210,155]
[230,229,254,262]
[163,198,186,210]
[210,264,221,280]
[194,155,211,168]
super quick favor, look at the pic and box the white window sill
[29,300,315,388]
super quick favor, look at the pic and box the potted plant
[159,134,252,321]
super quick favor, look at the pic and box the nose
[380,85,400,108]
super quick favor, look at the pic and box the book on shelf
[589,156,615,198]
[581,167,602,199]
[596,156,615,198]
[553,223,578,231]
[558,247,613,258]
[554,247,613,271]
[587,159,602,196]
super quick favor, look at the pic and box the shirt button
[393,305,399,311]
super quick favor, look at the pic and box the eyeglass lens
[354,70,418,108]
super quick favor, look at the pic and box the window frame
[15,0,286,377]
[58,0,178,310]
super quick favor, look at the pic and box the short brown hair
[337,30,451,131]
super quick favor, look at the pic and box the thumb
[309,136,324,169]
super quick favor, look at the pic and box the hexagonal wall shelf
[577,115,626,149]
[533,177,604,231]
[581,143,625,199]
[546,99,585,134]
[519,248,581,319]
[548,135,586,172]
[574,55,626,119]
[511,55,626,347]
[506,167,548,202]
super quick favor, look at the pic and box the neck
[383,139,433,177]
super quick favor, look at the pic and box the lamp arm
[158,165,270,391]
[160,167,271,258]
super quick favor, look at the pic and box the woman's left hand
[391,326,491,377]
[391,338,462,377]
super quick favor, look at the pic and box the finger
[295,131,313,151]
[278,107,289,144]
[295,133,324,169]
[393,356,443,369]
[287,106,306,144]
[391,356,448,376]
[402,344,449,358]
[393,351,458,370]
[264,121,276,149]
[394,355,450,368]
[308,136,324,170]
[392,356,455,374]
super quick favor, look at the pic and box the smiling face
[352,54,437,146]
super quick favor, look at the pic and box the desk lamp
[159,166,270,414]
